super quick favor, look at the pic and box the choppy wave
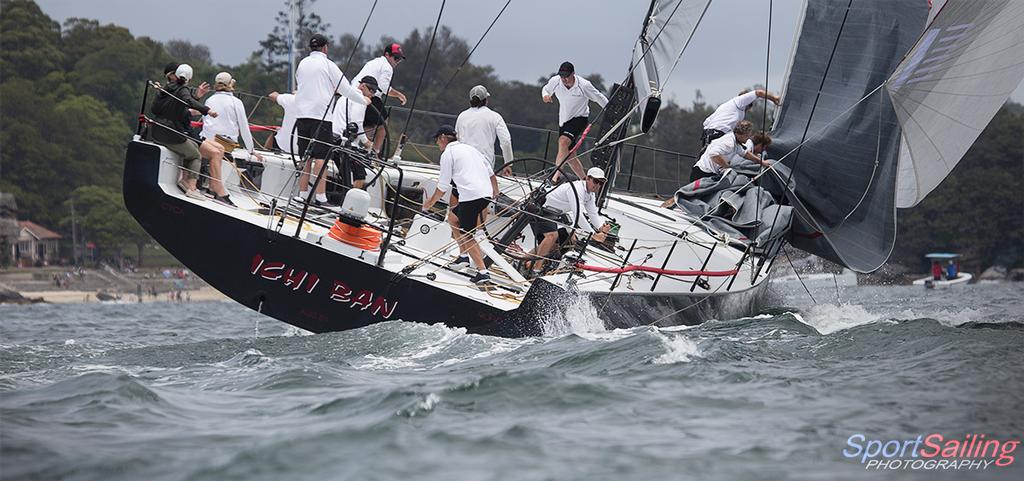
[1,283,1022,480]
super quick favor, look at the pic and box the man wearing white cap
[518,166,611,273]
[455,85,514,175]
[201,72,262,206]
[149,63,219,200]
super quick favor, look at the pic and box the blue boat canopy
[925,253,960,260]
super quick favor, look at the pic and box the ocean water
[1,282,1022,481]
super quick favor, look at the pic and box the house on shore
[14,221,61,267]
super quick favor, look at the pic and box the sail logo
[889,22,975,89]
[249,254,398,319]
[843,433,1020,470]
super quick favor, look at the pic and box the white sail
[887,0,1024,208]
[631,0,711,130]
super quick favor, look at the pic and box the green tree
[0,0,63,81]
[64,186,149,264]
[257,0,331,72]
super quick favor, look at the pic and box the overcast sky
[36,0,1024,107]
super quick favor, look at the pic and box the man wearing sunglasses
[520,167,612,274]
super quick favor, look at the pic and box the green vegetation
[0,0,1020,272]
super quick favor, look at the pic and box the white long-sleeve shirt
[694,134,746,174]
[455,106,513,171]
[702,91,758,132]
[273,93,296,154]
[201,92,255,153]
[351,56,393,98]
[436,141,494,202]
[543,180,604,232]
[541,75,609,127]
[293,51,366,120]
[332,97,369,145]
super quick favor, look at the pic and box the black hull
[123,141,763,337]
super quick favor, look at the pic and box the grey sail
[766,0,929,272]
[889,0,1024,208]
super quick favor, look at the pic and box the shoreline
[18,286,228,304]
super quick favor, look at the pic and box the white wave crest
[653,334,701,364]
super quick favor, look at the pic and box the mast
[288,0,296,93]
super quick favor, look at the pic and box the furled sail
[888,0,1024,207]
[766,0,929,272]
[631,0,711,132]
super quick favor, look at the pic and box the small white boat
[912,253,971,289]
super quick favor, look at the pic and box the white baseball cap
[469,85,489,100]
[175,64,193,82]
[587,167,607,180]
[214,72,233,85]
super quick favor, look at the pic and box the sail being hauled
[889,0,1024,208]
[767,0,929,273]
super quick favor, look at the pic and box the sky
[35,0,1024,107]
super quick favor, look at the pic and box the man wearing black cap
[541,61,609,181]
[352,43,409,152]
[331,75,380,188]
[421,125,497,284]
[292,33,370,209]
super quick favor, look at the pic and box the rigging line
[782,244,816,305]
[400,0,447,140]
[442,0,512,90]
[342,0,379,73]
[755,0,772,238]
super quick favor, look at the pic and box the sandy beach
[26,286,228,304]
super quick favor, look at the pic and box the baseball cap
[163,62,180,76]
[309,33,329,50]
[469,85,489,100]
[385,43,405,59]
[359,75,380,92]
[586,167,607,181]
[558,61,575,78]
[432,124,456,140]
[175,64,193,82]
[215,72,233,85]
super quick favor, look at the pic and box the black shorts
[530,219,569,244]
[295,118,334,159]
[689,166,717,183]
[559,116,588,143]
[363,96,388,128]
[453,197,490,234]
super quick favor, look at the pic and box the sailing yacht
[123,0,1024,337]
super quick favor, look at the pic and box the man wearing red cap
[352,43,409,153]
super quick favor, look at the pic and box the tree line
[0,0,1020,272]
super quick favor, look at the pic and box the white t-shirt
[201,92,255,153]
[436,141,494,202]
[541,75,609,127]
[694,134,746,174]
[351,56,393,98]
[702,91,758,132]
[455,106,513,171]
[332,97,369,145]
[273,93,296,154]
[293,51,366,120]
[543,180,604,232]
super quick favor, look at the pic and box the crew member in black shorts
[541,61,609,181]
[421,125,498,285]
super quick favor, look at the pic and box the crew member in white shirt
[701,88,780,148]
[421,125,497,285]
[455,84,514,175]
[332,76,379,189]
[541,61,608,181]
[691,120,769,182]
[266,91,295,153]
[352,43,408,153]
[293,33,370,209]
[522,167,611,274]
[201,72,263,206]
